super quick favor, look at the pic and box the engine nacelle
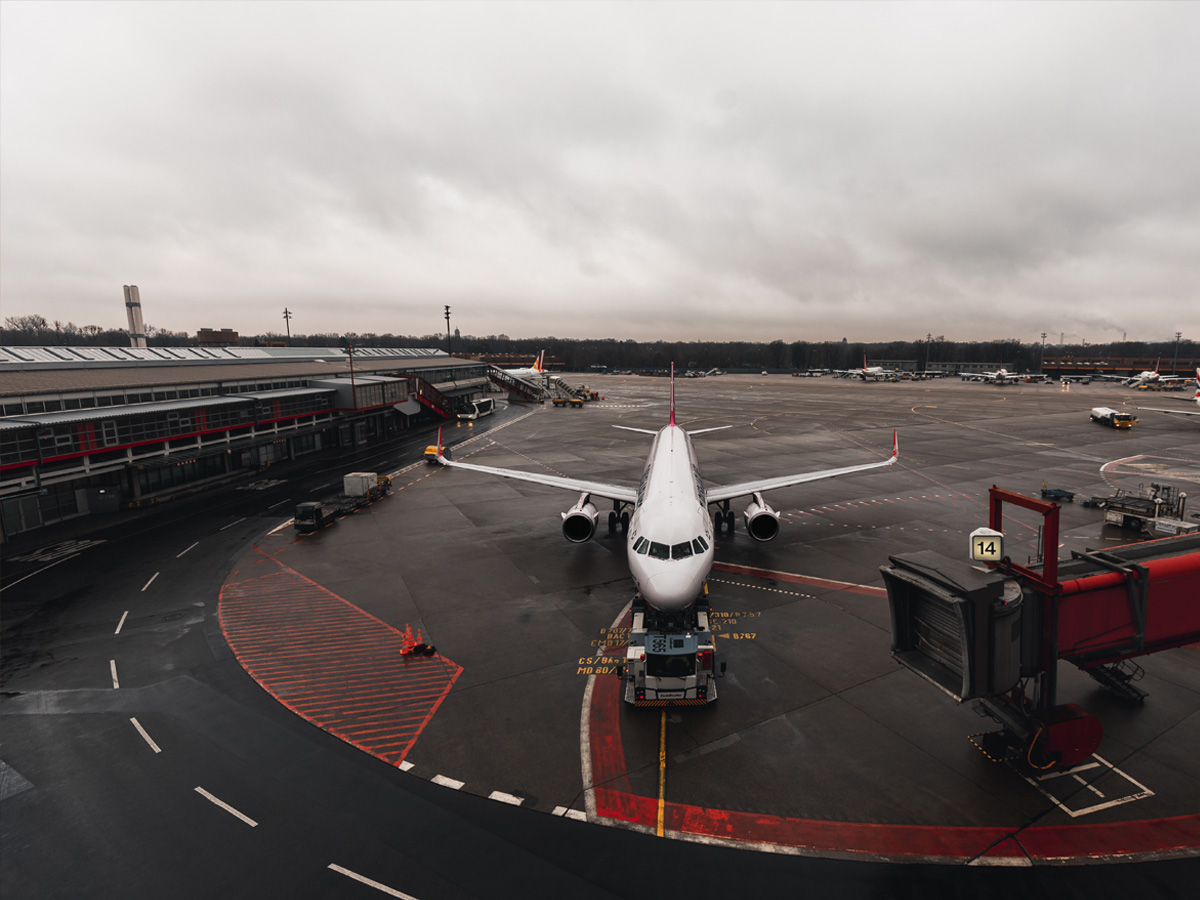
[561,498,599,543]
[743,493,781,542]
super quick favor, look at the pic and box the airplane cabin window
[648,541,670,560]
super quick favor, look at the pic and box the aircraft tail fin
[670,362,676,426]
[533,350,545,373]
[1195,368,1200,403]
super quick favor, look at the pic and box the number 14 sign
[970,527,1004,562]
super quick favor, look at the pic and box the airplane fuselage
[625,424,715,612]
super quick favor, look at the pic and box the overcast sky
[2,2,1198,344]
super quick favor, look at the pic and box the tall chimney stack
[123,285,147,348]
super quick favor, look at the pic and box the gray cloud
[2,1,1198,343]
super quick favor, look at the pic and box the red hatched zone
[219,552,461,767]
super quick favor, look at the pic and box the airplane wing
[705,431,899,504]
[1139,406,1200,417]
[437,455,638,503]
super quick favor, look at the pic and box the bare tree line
[3,314,1193,373]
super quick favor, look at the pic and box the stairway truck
[620,598,722,706]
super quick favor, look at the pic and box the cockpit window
[633,537,649,554]
[692,536,709,553]
[671,541,694,560]
[648,541,670,560]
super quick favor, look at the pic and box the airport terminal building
[0,346,488,539]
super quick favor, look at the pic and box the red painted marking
[588,574,1200,860]
[712,561,887,598]
[219,552,461,767]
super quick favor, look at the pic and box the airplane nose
[642,571,700,612]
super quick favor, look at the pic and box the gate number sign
[970,527,1004,562]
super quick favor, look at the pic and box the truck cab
[294,501,332,533]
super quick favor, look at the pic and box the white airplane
[504,350,547,380]
[836,355,898,381]
[1105,358,1190,388]
[964,368,1019,384]
[1140,368,1200,418]
[435,365,899,612]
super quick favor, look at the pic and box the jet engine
[561,493,599,543]
[743,492,781,542]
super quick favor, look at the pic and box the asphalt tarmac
[3,374,1198,897]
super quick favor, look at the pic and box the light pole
[925,332,932,373]
[1040,332,1047,375]
[282,307,292,342]
[343,342,357,410]
[1173,331,1182,376]
[444,305,452,357]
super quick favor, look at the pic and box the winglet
[670,362,676,426]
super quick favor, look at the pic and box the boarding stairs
[486,366,548,402]
[407,375,454,418]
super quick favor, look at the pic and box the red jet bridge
[883,487,1200,770]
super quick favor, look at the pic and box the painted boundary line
[0,553,80,593]
[328,864,418,899]
[711,560,888,597]
[194,787,258,827]
[130,717,161,753]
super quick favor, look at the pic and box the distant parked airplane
[504,350,547,380]
[1139,368,1200,419]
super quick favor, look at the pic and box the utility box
[343,472,377,497]
[883,550,1024,701]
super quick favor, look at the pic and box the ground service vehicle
[294,472,388,532]
[1090,407,1137,428]
[619,597,723,706]
[457,398,495,420]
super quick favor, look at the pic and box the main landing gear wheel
[608,511,618,534]
[724,510,736,532]
[620,511,630,532]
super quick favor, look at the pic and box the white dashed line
[194,787,258,827]
[114,610,129,634]
[398,760,415,772]
[130,717,161,753]
[110,659,120,689]
[176,541,199,558]
[553,806,588,821]
[219,517,247,531]
[328,865,419,899]
[431,774,464,790]
[141,572,159,591]
[488,791,524,806]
